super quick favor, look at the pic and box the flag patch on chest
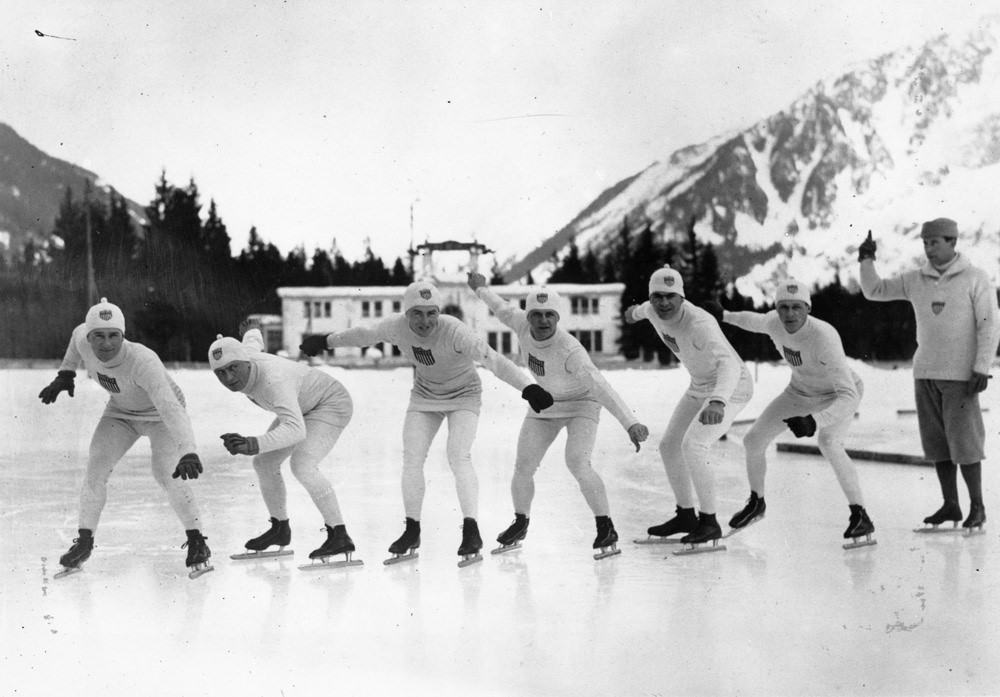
[96,372,121,393]
[528,353,545,376]
[782,346,803,367]
[931,301,945,315]
[412,346,436,366]
[660,332,679,353]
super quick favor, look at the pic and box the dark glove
[172,453,204,480]
[239,317,262,337]
[299,335,328,357]
[522,384,554,413]
[858,230,877,262]
[39,370,76,404]
[221,433,260,456]
[783,415,817,438]
[968,372,990,396]
[701,300,725,324]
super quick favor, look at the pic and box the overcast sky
[2,1,996,264]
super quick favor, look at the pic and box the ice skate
[635,506,696,545]
[300,525,364,570]
[725,492,766,538]
[183,530,214,579]
[593,517,621,560]
[962,502,986,535]
[492,513,529,555]
[230,517,294,560]
[674,513,727,556]
[842,505,877,550]
[457,518,483,568]
[54,530,94,579]
[914,501,963,533]
[383,517,421,566]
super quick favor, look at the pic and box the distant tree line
[548,216,921,365]
[0,172,412,360]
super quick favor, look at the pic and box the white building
[275,281,625,360]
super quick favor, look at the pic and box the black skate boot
[639,506,697,544]
[843,505,877,549]
[593,516,620,560]
[492,513,529,555]
[231,517,293,560]
[728,492,766,534]
[676,513,726,556]
[301,524,363,570]
[916,500,963,533]
[457,518,483,568]
[963,502,986,534]
[55,529,94,578]
[183,529,214,579]
[384,518,421,566]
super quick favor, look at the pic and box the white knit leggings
[401,409,480,520]
[511,416,609,517]
[80,417,201,531]
[252,417,348,526]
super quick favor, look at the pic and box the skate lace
[182,535,208,550]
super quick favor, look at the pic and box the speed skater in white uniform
[625,266,754,549]
[300,281,553,567]
[209,319,361,568]
[704,280,876,548]
[468,272,649,560]
[38,298,211,578]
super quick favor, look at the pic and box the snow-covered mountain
[507,15,1000,301]
[0,123,146,258]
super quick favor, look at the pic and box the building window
[362,301,370,318]
[313,302,322,318]
[392,301,401,313]
[374,300,383,318]
[519,299,526,310]
[501,331,511,354]
[487,331,498,350]
[574,330,594,352]
[594,330,603,352]
[324,302,332,317]
[303,301,311,318]
[591,298,599,314]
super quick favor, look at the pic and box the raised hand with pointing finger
[858,230,877,262]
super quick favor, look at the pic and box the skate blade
[382,551,419,566]
[458,553,483,568]
[723,514,765,538]
[593,546,621,561]
[633,537,684,545]
[188,564,215,580]
[53,566,83,580]
[842,536,877,550]
[913,524,963,534]
[672,541,727,556]
[963,525,987,536]
[490,542,522,555]
[230,548,295,561]
[299,556,364,571]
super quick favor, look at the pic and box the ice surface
[2,360,999,697]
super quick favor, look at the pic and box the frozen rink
[2,360,999,697]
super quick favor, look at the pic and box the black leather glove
[783,415,817,438]
[299,335,328,357]
[521,384,554,413]
[239,317,262,337]
[39,370,76,404]
[858,230,877,262]
[172,453,204,480]
[701,300,725,324]
[221,433,260,456]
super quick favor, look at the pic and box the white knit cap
[402,281,442,312]
[525,286,562,318]
[648,266,685,297]
[208,334,249,370]
[775,279,811,307]
[85,297,126,334]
